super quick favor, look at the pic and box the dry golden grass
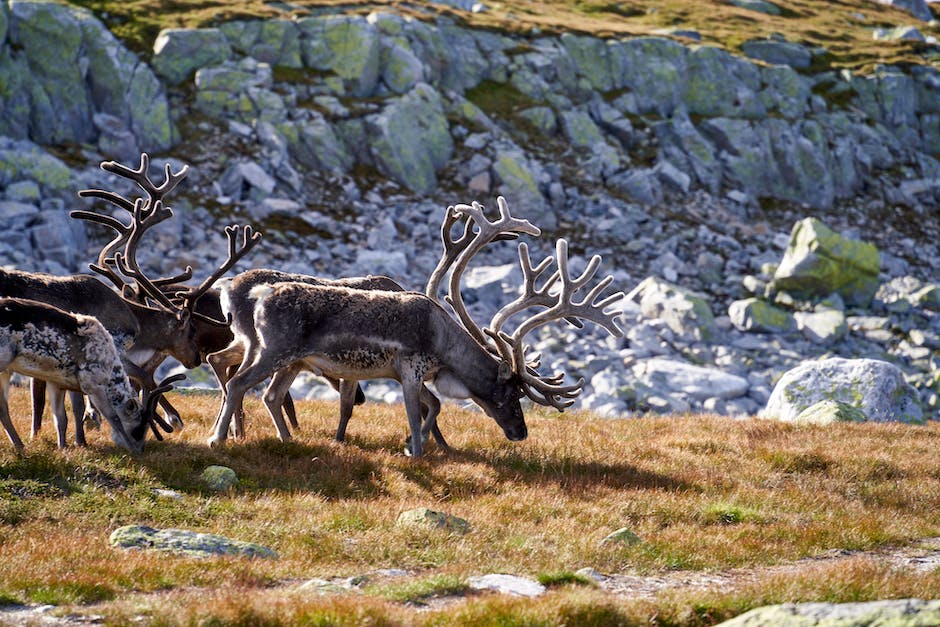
[67,0,939,71]
[0,383,939,624]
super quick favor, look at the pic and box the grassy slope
[0,386,938,624]
[67,0,940,71]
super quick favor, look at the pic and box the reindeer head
[426,196,625,432]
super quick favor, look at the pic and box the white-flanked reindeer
[0,297,183,452]
[208,196,624,457]
[207,269,448,448]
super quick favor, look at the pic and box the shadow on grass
[136,438,386,500]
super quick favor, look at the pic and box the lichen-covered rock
[683,46,765,119]
[378,39,426,94]
[631,358,749,402]
[599,527,642,546]
[152,28,231,85]
[771,218,880,307]
[761,357,924,424]
[491,150,551,227]
[367,83,453,194]
[296,15,380,96]
[109,525,275,559]
[633,276,716,341]
[614,37,688,117]
[794,400,869,425]
[714,599,940,627]
[0,139,72,194]
[220,20,301,68]
[280,116,354,175]
[201,465,239,491]
[729,298,796,333]
[397,507,470,534]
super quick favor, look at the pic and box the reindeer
[208,197,624,457]
[0,297,183,452]
[206,269,448,450]
[8,153,261,447]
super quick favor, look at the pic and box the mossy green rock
[397,508,470,535]
[599,527,642,546]
[220,19,301,68]
[794,400,869,425]
[772,218,880,307]
[0,142,71,192]
[762,357,924,424]
[715,599,940,626]
[296,16,380,96]
[201,465,238,492]
[110,525,275,559]
[367,83,452,194]
[152,28,231,85]
[728,298,795,333]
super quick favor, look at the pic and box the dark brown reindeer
[0,297,183,452]
[208,197,624,457]
[12,153,260,447]
[206,269,448,449]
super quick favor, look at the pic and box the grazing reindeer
[0,297,182,452]
[207,269,448,449]
[12,153,261,446]
[209,197,624,457]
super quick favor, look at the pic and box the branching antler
[425,196,540,346]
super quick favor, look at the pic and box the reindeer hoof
[169,416,184,431]
[207,436,226,449]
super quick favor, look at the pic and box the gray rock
[201,466,239,491]
[599,527,642,546]
[770,218,880,307]
[152,28,231,85]
[491,150,552,227]
[728,298,796,333]
[0,200,38,222]
[468,574,545,597]
[729,0,781,14]
[794,400,869,424]
[281,116,354,175]
[609,169,663,205]
[632,276,716,341]
[794,309,847,344]
[741,39,813,69]
[367,83,453,194]
[683,46,764,119]
[762,357,924,424]
[397,508,470,534]
[110,525,275,559]
[379,39,426,94]
[632,358,749,402]
[714,599,940,627]
[873,25,927,41]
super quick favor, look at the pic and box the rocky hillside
[0,0,938,420]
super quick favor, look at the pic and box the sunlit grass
[0,383,938,624]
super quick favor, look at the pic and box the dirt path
[3,538,939,624]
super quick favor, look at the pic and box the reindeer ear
[498,360,514,382]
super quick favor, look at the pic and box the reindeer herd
[0,153,625,458]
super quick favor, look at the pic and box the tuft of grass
[701,502,765,525]
[365,574,470,605]
[537,570,596,588]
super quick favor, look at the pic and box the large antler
[425,196,540,347]
[73,153,261,325]
[487,239,626,410]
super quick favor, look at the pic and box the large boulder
[715,599,940,627]
[296,15,381,96]
[152,28,232,85]
[872,0,934,22]
[761,357,924,424]
[110,525,275,559]
[220,20,301,68]
[770,218,880,307]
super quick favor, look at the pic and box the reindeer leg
[30,378,45,439]
[336,379,359,443]
[69,390,87,447]
[262,364,300,442]
[419,386,451,452]
[283,391,298,429]
[49,384,68,449]
[400,375,425,459]
[210,358,276,447]
[0,375,24,451]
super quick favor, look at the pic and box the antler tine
[487,242,559,333]
[144,373,187,437]
[177,224,263,326]
[425,205,474,299]
[111,197,180,310]
[440,197,542,346]
[69,209,135,291]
